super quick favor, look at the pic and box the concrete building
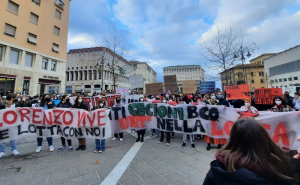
[66,47,132,94]
[163,65,205,92]
[129,61,157,93]
[264,45,300,88]
[0,0,71,96]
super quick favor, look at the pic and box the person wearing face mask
[207,93,219,105]
[0,93,20,158]
[271,96,292,112]
[158,97,171,146]
[16,95,32,108]
[293,92,300,111]
[196,97,205,105]
[202,95,209,104]
[57,95,74,151]
[112,97,124,141]
[241,98,258,113]
[136,96,146,142]
[35,94,55,153]
[165,93,173,101]
[31,95,39,104]
[216,92,229,107]
[72,95,88,150]
[92,99,107,153]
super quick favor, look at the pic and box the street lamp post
[233,46,253,84]
[95,56,109,92]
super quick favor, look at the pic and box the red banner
[225,84,251,100]
[254,88,283,104]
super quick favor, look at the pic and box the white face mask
[78,99,82,103]
[275,101,282,105]
[22,98,26,101]
[140,99,144,102]
[245,103,250,107]
[211,96,216,100]
[166,95,169,97]
[100,103,104,107]
[152,98,155,100]
[38,100,41,103]
[163,100,166,103]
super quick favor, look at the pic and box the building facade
[163,65,205,92]
[129,61,157,93]
[264,45,300,88]
[66,47,132,94]
[0,0,71,96]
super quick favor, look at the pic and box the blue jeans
[150,129,160,135]
[95,139,105,151]
[0,140,17,152]
[37,137,53,146]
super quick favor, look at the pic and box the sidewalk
[0,132,216,185]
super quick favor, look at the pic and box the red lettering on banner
[272,122,290,146]
[129,116,138,128]
[97,110,106,126]
[78,111,87,127]
[261,123,271,131]
[19,108,30,122]
[86,112,96,127]
[119,117,129,129]
[224,121,234,135]
[135,116,148,128]
[53,109,64,125]
[211,121,223,136]
[63,111,73,125]
[43,112,53,126]
[3,110,18,125]
[32,109,43,124]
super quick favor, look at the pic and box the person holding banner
[92,99,107,153]
[203,118,296,185]
[57,95,74,152]
[216,92,229,107]
[204,92,227,151]
[16,95,32,108]
[72,95,88,151]
[240,98,258,113]
[112,97,124,141]
[293,92,300,111]
[271,96,293,112]
[0,93,20,158]
[35,94,55,153]
[136,96,146,143]
[158,98,172,146]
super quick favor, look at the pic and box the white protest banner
[0,108,111,143]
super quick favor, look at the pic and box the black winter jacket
[217,98,229,107]
[73,102,88,111]
[57,101,72,108]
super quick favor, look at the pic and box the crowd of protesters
[1,89,300,184]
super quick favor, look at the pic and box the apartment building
[0,0,71,96]
[66,47,132,94]
[163,65,205,92]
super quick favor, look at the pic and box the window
[81,67,83,69]
[250,72,254,77]
[72,67,74,70]
[55,9,61,19]
[260,79,264,83]
[76,67,78,69]
[85,85,91,88]
[295,77,299,80]
[7,0,19,15]
[54,26,60,36]
[4,23,16,37]
[52,43,59,53]
[284,78,287,82]
[279,79,282,82]
[0,46,3,62]
[30,12,39,25]
[289,77,292,81]
[271,80,274,83]
[55,0,64,8]
[25,53,33,67]
[32,0,40,5]
[42,58,48,70]
[51,60,56,71]
[237,72,243,78]
[85,66,87,69]
[9,49,19,64]
[28,33,37,45]
[259,72,264,76]
[67,67,69,70]
[251,80,254,84]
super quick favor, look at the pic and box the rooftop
[163,65,203,69]
[249,53,277,62]
[220,64,264,74]
[263,45,300,61]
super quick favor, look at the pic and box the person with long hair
[35,94,55,153]
[271,96,292,112]
[72,95,88,151]
[241,98,258,113]
[16,95,32,108]
[204,118,296,184]
[92,99,107,153]
[57,95,74,151]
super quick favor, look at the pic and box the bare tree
[100,28,132,91]
[199,28,243,89]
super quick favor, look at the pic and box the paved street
[0,132,216,185]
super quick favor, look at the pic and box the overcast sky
[67,0,300,87]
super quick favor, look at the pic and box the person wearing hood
[216,92,229,107]
[270,96,292,112]
[293,92,300,111]
[57,95,74,151]
[203,118,296,185]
